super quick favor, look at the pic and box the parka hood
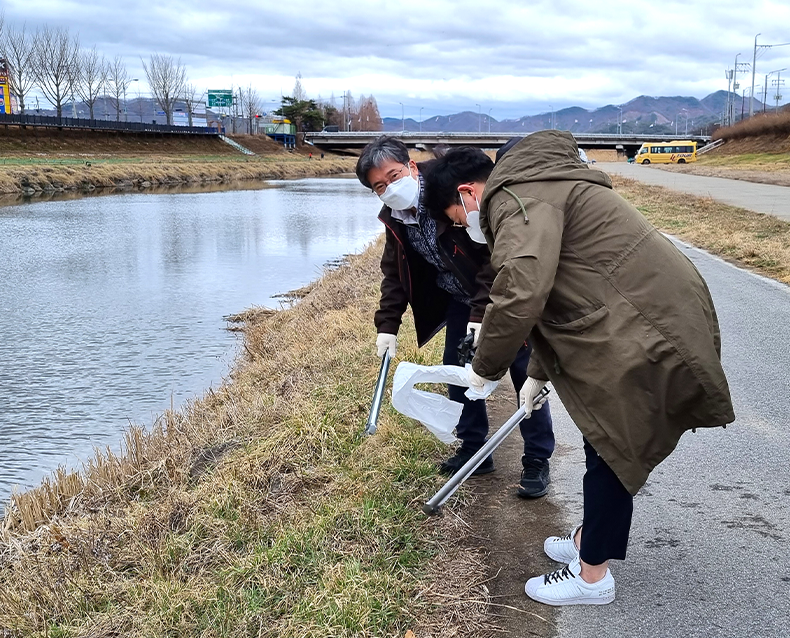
[481,130,612,212]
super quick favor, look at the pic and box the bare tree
[1,24,36,114]
[242,84,261,133]
[293,72,306,102]
[181,83,205,126]
[107,55,130,121]
[142,53,186,125]
[74,46,107,120]
[32,25,79,119]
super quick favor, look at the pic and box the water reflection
[0,178,382,501]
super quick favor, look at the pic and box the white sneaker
[544,524,581,563]
[525,556,615,606]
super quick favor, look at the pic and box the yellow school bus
[635,141,697,164]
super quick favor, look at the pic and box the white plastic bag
[391,362,499,443]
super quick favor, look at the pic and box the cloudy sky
[3,0,790,119]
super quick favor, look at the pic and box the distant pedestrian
[309,152,313,160]
[320,152,325,160]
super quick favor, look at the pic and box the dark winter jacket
[374,178,496,346]
[473,130,735,495]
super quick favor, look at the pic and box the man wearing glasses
[355,136,554,497]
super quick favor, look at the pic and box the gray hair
[355,136,410,189]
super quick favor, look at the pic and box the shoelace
[544,565,575,585]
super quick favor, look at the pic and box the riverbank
[0,127,357,193]
[0,155,357,194]
[0,238,491,638]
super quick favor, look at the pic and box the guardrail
[305,131,712,142]
[0,112,222,135]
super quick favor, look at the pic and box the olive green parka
[473,130,735,495]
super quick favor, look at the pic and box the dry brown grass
[0,238,494,637]
[613,174,790,284]
[0,156,357,194]
[713,110,790,143]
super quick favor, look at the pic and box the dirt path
[460,379,565,637]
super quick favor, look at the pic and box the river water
[0,178,383,502]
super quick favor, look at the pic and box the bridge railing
[305,130,711,142]
[0,112,222,135]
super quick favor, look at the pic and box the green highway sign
[208,90,233,108]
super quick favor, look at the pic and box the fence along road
[599,162,790,221]
[0,112,221,135]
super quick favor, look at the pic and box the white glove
[467,366,489,393]
[519,377,548,417]
[466,321,482,347]
[376,333,397,358]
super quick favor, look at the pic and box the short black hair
[355,136,411,189]
[422,146,494,213]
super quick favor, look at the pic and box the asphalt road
[546,239,790,637]
[598,162,790,221]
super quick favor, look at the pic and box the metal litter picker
[364,352,391,436]
[422,386,550,515]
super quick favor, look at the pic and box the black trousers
[579,438,634,565]
[441,299,555,460]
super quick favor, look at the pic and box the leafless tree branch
[1,23,36,114]
[74,46,108,119]
[32,25,79,119]
[106,55,130,122]
[142,53,186,126]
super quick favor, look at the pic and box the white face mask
[378,166,420,211]
[460,191,487,244]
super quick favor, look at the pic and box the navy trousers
[579,438,634,565]
[441,299,555,460]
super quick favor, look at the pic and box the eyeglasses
[372,164,409,196]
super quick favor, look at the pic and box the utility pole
[732,53,741,125]
[725,68,733,127]
[476,103,481,132]
[419,106,423,133]
[488,108,492,133]
[617,105,623,134]
[750,33,761,118]
[774,71,785,112]
[765,68,787,113]
[399,101,404,132]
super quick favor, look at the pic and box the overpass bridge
[304,131,713,158]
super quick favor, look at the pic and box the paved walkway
[549,240,790,637]
[598,162,790,221]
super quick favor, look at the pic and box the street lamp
[764,68,787,112]
[419,106,424,133]
[399,102,404,132]
[476,103,481,132]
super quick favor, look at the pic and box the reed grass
[0,156,357,194]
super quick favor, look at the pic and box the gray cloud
[3,0,789,118]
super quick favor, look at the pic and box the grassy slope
[0,127,356,193]
[613,174,790,284]
[0,240,490,638]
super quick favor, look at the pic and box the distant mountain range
[383,92,772,136]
